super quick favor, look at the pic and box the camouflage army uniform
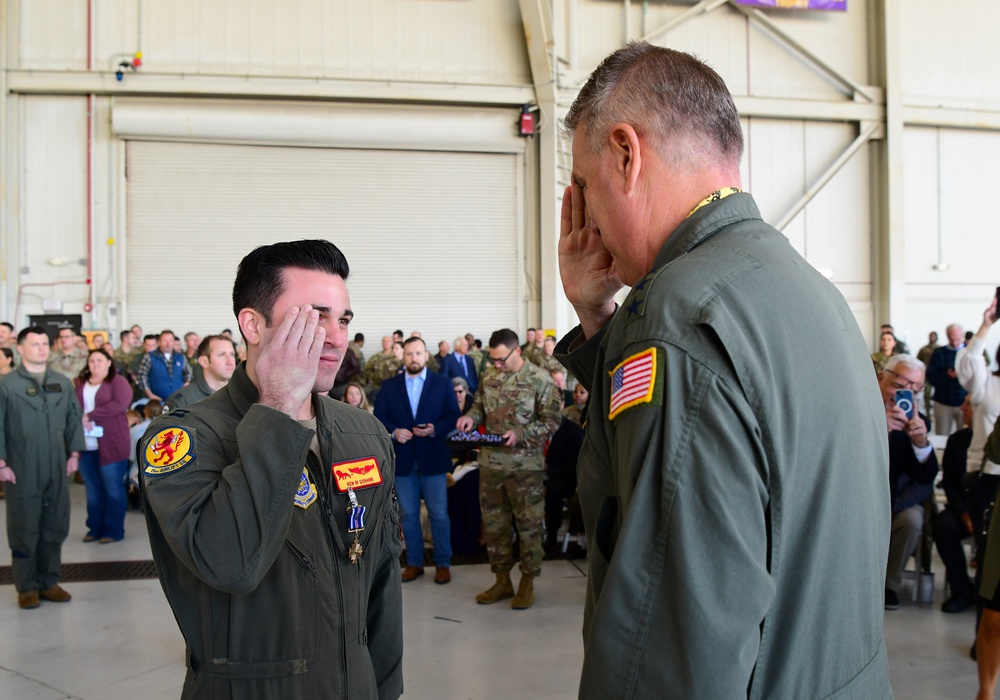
[364,352,400,390]
[112,347,142,376]
[464,360,562,576]
[348,341,365,368]
[47,347,88,381]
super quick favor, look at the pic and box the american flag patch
[608,348,657,420]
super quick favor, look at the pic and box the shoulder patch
[143,426,196,476]
[608,347,662,421]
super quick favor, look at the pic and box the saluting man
[0,326,85,609]
[139,240,403,699]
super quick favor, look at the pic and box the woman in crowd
[871,330,897,374]
[341,381,373,413]
[74,348,132,544]
[452,376,473,414]
[0,348,15,376]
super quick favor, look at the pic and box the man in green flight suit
[555,43,891,697]
[456,328,561,610]
[163,335,237,413]
[139,240,403,699]
[0,326,85,609]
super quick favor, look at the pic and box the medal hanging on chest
[346,487,366,565]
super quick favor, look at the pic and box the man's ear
[237,309,263,346]
[608,123,642,194]
[198,355,210,370]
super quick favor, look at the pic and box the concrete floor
[0,482,983,699]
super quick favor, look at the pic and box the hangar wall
[1,0,998,353]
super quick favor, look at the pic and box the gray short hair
[563,42,743,168]
[451,377,470,392]
[884,353,925,374]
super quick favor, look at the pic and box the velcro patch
[608,347,661,421]
[294,467,318,510]
[332,456,383,493]
[143,427,196,476]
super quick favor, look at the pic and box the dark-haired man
[48,326,88,380]
[164,336,237,412]
[0,327,85,608]
[456,329,561,609]
[139,240,402,699]
[137,330,192,402]
[555,42,890,696]
[374,337,460,584]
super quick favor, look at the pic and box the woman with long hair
[341,381,373,413]
[74,348,133,543]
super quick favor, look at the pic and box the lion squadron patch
[143,427,195,476]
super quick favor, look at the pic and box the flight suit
[0,366,85,592]
[140,364,403,700]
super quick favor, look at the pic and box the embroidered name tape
[608,348,660,421]
[332,456,383,493]
[144,427,195,476]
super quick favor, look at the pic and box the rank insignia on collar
[331,456,383,493]
[294,467,317,510]
[143,427,196,476]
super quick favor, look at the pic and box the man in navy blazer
[439,337,478,395]
[375,337,461,584]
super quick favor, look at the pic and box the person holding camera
[877,354,938,610]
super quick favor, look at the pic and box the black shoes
[941,588,976,614]
[885,588,900,611]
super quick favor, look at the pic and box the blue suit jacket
[373,370,461,477]
[439,353,478,394]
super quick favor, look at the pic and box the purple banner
[737,0,846,9]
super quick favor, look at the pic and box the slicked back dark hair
[489,328,520,351]
[564,41,743,168]
[232,239,350,328]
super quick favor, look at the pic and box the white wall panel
[18,0,87,70]
[902,0,1000,110]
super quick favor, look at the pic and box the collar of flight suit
[226,362,328,427]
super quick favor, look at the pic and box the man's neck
[21,360,45,374]
[204,374,228,392]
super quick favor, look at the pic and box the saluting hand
[257,305,325,418]
[558,183,622,337]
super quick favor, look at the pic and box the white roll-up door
[125,140,522,348]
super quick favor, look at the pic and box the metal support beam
[903,105,1000,131]
[6,70,536,108]
[726,0,874,103]
[640,0,728,44]
[775,122,880,231]
[881,0,907,332]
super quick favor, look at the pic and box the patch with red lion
[143,427,196,476]
[331,456,383,493]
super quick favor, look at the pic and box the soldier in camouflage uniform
[456,328,562,609]
[47,327,89,380]
[364,336,401,399]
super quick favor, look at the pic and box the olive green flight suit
[0,366,85,592]
[164,375,216,413]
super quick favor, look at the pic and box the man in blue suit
[375,337,461,584]
[439,336,478,395]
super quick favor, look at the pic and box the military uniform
[47,346,88,381]
[139,364,403,700]
[164,376,216,413]
[112,346,142,376]
[556,192,891,698]
[348,341,365,368]
[464,360,561,576]
[364,353,400,390]
[0,366,85,593]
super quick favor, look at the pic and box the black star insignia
[626,299,641,316]
[634,277,649,291]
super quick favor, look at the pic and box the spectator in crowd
[871,330,897,374]
[553,42,891,696]
[452,376,472,413]
[881,323,908,355]
[521,328,536,352]
[409,331,438,372]
[164,335,237,412]
[364,335,401,398]
[341,381,373,413]
[348,332,365,367]
[878,354,938,610]
[393,329,404,344]
[129,324,142,345]
[136,330,192,402]
[917,330,939,414]
[375,337,461,585]
[127,400,163,506]
[976,413,1000,697]
[48,326,89,380]
[112,330,140,375]
[134,334,157,375]
[550,368,574,407]
[441,336,479,394]
[74,348,132,544]
[456,329,561,610]
[92,334,106,351]
[928,323,969,435]
[932,397,979,613]
[0,326,85,608]
[433,340,450,368]
[543,412,584,559]
[465,333,486,375]
[0,348,14,377]
[183,332,202,382]
[0,322,19,365]
[331,338,363,400]
[563,382,589,427]
[522,330,547,367]
[957,298,1000,478]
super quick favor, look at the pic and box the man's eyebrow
[310,305,352,319]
